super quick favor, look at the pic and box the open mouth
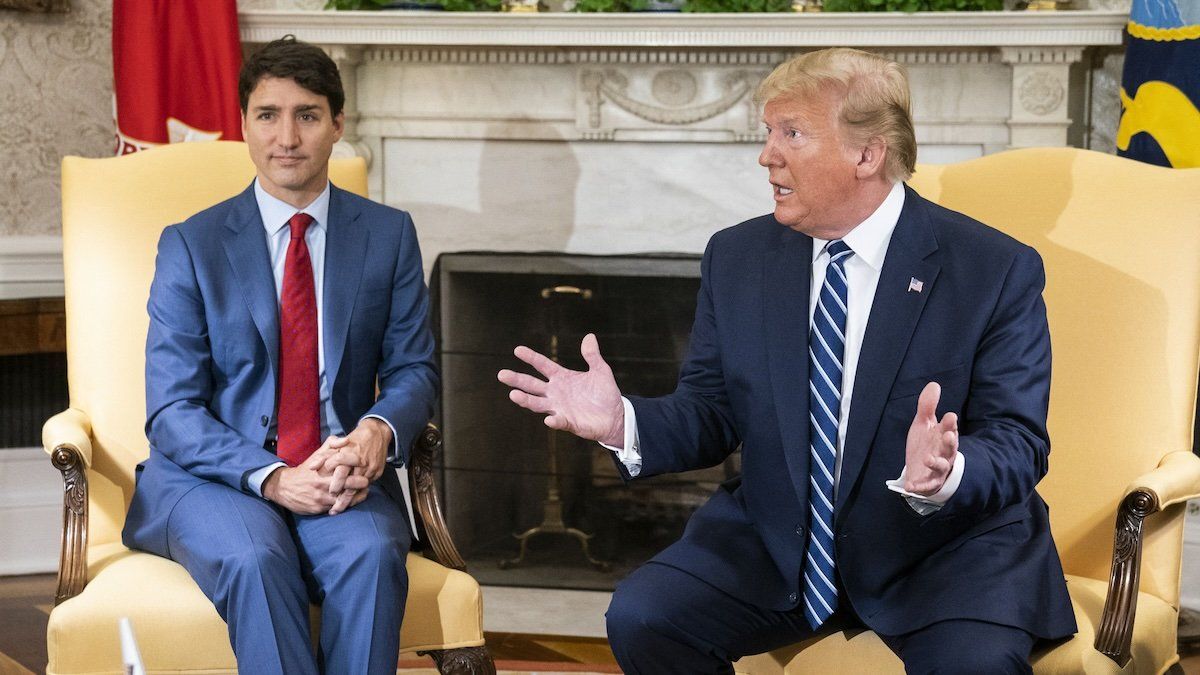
[773,184,794,197]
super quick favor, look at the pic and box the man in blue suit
[499,48,1075,673]
[122,37,438,675]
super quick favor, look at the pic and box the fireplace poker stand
[500,285,612,573]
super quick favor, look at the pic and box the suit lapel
[836,186,940,514]
[764,226,813,505]
[222,184,280,380]
[322,186,368,392]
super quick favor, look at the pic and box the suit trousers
[606,561,1035,675]
[165,481,411,675]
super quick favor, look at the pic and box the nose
[278,116,300,148]
[758,135,779,168]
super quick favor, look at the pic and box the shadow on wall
[400,122,582,263]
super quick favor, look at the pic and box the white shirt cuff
[248,462,287,498]
[885,451,965,515]
[362,414,402,466]
[599,397,642,477]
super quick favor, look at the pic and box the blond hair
[756,48,916,183]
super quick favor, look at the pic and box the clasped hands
[499,334,960,498]
[262,417,393,516]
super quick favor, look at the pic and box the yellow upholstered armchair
[736,148,1200,675]
[43,141,494,675]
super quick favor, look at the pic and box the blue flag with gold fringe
[1117,0,1200,168]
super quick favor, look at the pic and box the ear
[332,111,345,143]
[240,110,248,140]
[854,137,888,180]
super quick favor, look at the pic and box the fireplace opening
[432,252,741,591]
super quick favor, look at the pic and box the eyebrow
[250,104,323,114]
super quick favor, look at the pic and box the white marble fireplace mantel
[236,10,1126,266]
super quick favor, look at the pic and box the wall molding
[239,10,1126,49]
[0,236,64,300]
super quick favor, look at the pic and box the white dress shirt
[606,182,964,513]
[246,179,398,496]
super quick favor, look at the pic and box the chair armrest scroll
[1128,450,1200,509]
[408,424,468,571]
[42,408,93,468]
[42,408,92,605]
[1094,451,1200,666]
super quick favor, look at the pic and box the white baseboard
[0,447,62,575]
[0,236,64,300]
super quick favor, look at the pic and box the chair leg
[423,646,497,675]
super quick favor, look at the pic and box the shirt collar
[812,181,905,270]
[254,179,331,237]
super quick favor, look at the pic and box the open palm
[497,333,625,447]
[904,381,959,495]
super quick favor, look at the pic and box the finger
[940,411,959,435]
[924,455,951,475]
[344,474,370,491]
[580,333,608,372]
[544,415,571,433]
[497,369,549,396]
[327,434,350,449]
[321,452,363,469]
[330,464,349,494]
[943,429,959,454]
[509,389,555,414]
[329,489,355,516]
[304,445,337,469]
[915,382,941,423]
[513,345,563,378]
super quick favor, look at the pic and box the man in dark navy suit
[499,48,1075,673]
[123,37,437,674]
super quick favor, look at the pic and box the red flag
[112,0,243,155]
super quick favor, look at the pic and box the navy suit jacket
[123,183,439,558]
[629,186,1076,640]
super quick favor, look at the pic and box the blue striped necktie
[804,239,853,630]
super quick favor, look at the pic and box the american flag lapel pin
[908,277,924,293]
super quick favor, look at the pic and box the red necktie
[276,212,320,467]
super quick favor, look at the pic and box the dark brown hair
[239,35,345,117]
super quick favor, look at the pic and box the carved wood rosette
[50,444,88,605]
[423,646,498,675]
[409,423,468,571]
[1095,488,1159,666]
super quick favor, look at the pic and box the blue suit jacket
[123,183,439,558]
[629,186,1076,640]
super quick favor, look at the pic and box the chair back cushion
[59,141,368,551]
[909,147,1200,605]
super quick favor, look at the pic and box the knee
[221,540,295,582]
[340,536,407,581]
[606,582,668,655]
[923,641,1031,675]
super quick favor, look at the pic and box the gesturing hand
[497,333,626,447]
[904,382,959,496]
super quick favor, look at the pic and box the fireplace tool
[500,284,612,572]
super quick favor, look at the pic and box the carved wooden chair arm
[1095,451,1200,666]
[42,408,93,606]
[408,423,468,571]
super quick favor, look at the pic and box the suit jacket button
[795,524,805,536]
[260,415,269,427]
[788,592,798,604]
